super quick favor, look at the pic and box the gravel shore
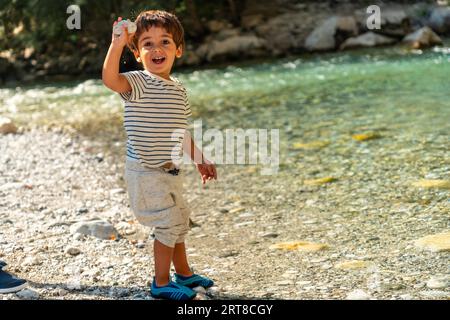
[1,128,448,300]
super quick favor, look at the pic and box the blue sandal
[150,278,196,301]
[174,273,214,289]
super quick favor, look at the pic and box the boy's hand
[196,159,217,185]
[111,17,133,48]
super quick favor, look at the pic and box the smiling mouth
[152,57,166,64]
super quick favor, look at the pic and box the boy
[102,10,217,300]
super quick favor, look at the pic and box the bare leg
[172,242,194,277]
[153,239,174,286]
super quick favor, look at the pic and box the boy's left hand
[196,159,217,185]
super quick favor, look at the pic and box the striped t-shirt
[119,70,192,168]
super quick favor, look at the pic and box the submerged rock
[352,132,381,141]
[335,260,372,270]
[304,177,336,186]
[411,179,450,190]
[305,16,358,51]
[414,232,450,252]
[269,241,329,252]
[291,141,330,150]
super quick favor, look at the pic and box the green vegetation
[0,0,238,55]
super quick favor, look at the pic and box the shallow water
[1,44,449,301]
[1,44,449,170]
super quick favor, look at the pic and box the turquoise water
[1,44,449,167]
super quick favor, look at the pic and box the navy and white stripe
[119,70,192,168]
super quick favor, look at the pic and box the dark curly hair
[128,10,185,52]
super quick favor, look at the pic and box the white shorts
[124,158,191,248]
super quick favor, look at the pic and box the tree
[184,0,204,36]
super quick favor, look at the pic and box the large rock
[196,33,266,62]
[0,117,18,134]
[207,20,232,33]
[340,32,397,50]
[70,220,119,240]
[305,16,358,51]
[355,7,412,37]
[255,12,321,54]
[427,6,450,34]
[403,27,443,49]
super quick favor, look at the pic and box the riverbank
[2,1,450,85]
[0,125,448,300]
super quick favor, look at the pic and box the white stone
[56,288,68,296]
[419,290,449,299]
[66,280,82,290]
[414,232,450,252]
[113,19,136,36]
[426,276,449,289]
[192,286,206,294]
[16,289,39,300]
[346,289,372,300]
[207,286,220,295]
[23,256,42,266]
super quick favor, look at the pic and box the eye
[144,41,153,47]
[162,39,171,45]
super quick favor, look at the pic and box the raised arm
[102,19,133,93]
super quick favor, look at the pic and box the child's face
[134,26,182,80]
